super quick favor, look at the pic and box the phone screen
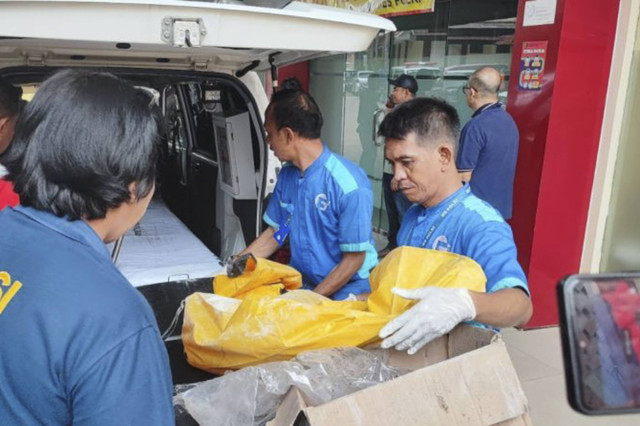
[558,274,640,414]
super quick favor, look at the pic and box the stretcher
[110,197,224,287]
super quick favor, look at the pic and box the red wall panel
[508,0,620,326]
[278,62,310,92]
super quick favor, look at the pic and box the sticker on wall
[518,41,548,91]
[523,0,557,27]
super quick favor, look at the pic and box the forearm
[470,288,533,328]
[239,227,280,259]
[314,252,365,297]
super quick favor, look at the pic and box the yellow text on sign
[0,271,22,314]
[375,0,435,17]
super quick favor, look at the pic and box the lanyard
[472,102,501,118]
[411,186,470,248]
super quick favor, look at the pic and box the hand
[390,177,400,191]
[379,287,476,355]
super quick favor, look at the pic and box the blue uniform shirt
[264,146,378,300]
[457,103,519,219]
[398,184,529,295]
[0,206,174,425]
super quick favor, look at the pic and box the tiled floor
[501,327,640,425]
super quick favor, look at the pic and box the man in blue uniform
[240,89,377,300]
[377,97,533,354]
[0,70,174,424]
[457,66,519,219]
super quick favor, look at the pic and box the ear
[437,144,454,167]
[0,117,9,134]
[127,182,138,203]
[282,127,296,143]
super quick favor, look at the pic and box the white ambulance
[0,0,394,385]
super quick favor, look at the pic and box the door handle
[372,108,385,147]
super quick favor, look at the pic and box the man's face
[264,108,291,162]
[385,133,445,207]
[390,86,412,106]
[463,79,476,109]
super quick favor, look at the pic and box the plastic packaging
[174,346,409,426]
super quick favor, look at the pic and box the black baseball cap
[388,74,418,94]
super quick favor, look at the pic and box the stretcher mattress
[111,198,224,287]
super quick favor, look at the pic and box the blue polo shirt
[264,146,378,300]
[398,184,529,295]
[0,206,174,425]
[457,103,519,219]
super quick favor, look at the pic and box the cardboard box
[268,325,531,426]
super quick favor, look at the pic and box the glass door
[310,32,392,241]
[310,1,519,247]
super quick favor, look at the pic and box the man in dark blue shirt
[0,70,174,425]
[457,66,519,219]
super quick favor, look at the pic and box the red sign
[518,41,547,91]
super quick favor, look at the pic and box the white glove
[379,287,477,355]
[344,293,358,301]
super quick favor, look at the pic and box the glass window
[310,0,518,240]
[600,21,640,272]
[185,83,217,160]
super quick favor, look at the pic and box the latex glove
[344,293,358,302]
[379,287,477,355]
[223,255,238,276]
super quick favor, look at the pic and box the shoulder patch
[462,196,503,223]
[324,155,358,194]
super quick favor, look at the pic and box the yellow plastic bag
[367,245,487,315]
[213,258,301,299]
[183,247,486,371]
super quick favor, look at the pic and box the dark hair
[280,77,303,91]
[267,89,323,139]
[378,97,460,152]
[2,69,160,220]
[0,76,23,119]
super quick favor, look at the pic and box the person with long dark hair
[0,69,174,425]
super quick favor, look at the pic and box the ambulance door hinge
[24,52,46,66]
[191,58,210,71]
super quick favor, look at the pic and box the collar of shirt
[14,205,111,260]
[472,102,502,118]
[415,183,472,224]
[297,145,330,179]
[0,164,7,179]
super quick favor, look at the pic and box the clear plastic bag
[174,347,409,426]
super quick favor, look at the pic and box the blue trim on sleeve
[462,196,503,222]
[489,277,530,297]
[263,213,279,230]
[324,155,358,194]
[356,242,378,279]
[339,242,370,252]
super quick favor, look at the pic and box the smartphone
[557,273,640,415]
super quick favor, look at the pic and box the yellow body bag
[182,247,486,371]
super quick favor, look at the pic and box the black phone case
[557,272,640,415]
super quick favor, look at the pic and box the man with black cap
[378,73,418,257]
[387,73,418,108]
